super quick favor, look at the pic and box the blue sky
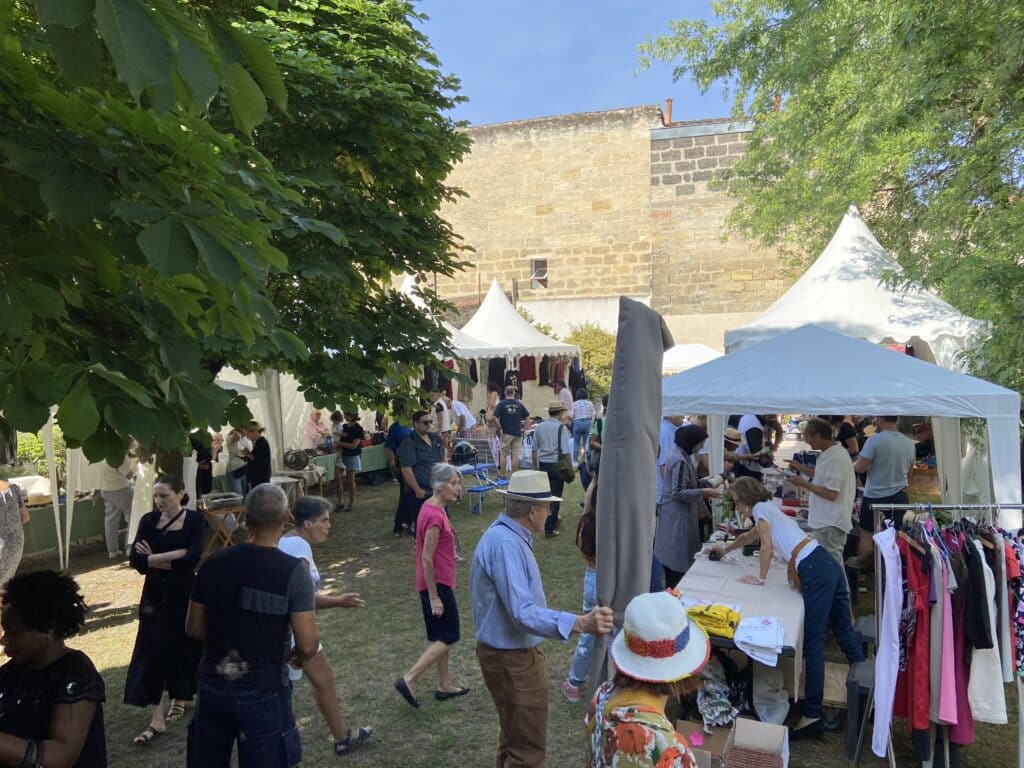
[416,0,732,126]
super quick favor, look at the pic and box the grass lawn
[18,478,1018,767]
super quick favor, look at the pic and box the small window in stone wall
[530,258,548,289]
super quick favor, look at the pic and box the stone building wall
[435,107,790,348]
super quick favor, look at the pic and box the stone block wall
[435,106,660,303]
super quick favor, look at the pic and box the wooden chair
[202,505,245,557]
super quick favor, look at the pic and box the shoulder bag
[556,424,576,483]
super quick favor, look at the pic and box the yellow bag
[686,604,741,639]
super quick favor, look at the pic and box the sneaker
[561,679,581,703]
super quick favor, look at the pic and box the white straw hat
[496,470,562,502]
[611,591,711,683]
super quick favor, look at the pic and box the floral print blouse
[585,682,698,768]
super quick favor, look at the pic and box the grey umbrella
[590,297,674,684]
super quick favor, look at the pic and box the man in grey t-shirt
[852,416,915,568]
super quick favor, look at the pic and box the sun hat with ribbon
[547,399,568,413]
[610,591,711,683]
[496,470,562,502]
[724,427,742,445]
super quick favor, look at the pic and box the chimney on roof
[663,98,673,125]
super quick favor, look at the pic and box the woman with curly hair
[124,475,206,745]
[0,570,107,767]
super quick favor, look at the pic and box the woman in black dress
[124,475,206,745]
[0,570,106,767]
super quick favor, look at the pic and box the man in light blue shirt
[471,470,613,767]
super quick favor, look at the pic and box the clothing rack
[851,503,1024,768]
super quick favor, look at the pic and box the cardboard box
[724,718,789,768]
[676,720,731,758]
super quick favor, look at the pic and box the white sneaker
[561,679,581,703]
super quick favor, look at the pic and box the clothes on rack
[872,526,902,758]
[519,356,536,381]
[967,537,1008,723]
[892,535,931,731]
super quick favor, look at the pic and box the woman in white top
[569,388,596,463]
[278,496,372,755]
[224,428,251,496]
[710,477,864,739]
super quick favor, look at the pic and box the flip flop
[133,726,164,745]
[165,702,186,722]
[335,725,373,755]
[394,677,420,708]
[435,687,470,701]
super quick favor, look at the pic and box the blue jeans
[572,419,592,460]
[798,547,865,720]
[187,682,301,768]
[568,566,597,686]
[228,471,247,497]
[649,507,664,592]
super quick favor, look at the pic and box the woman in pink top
[394,463,469,708]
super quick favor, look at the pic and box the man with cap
[471,470,614,767]
[532,400,573,539]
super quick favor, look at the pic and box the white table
[677,552,805,700]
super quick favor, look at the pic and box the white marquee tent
[724,206,986,369]
[663,325,1022,528]
[662,343,723,376]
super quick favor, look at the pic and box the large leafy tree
[0,0,467,464]
[641,1,1024,396]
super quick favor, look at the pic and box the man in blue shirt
[491,385,529,478]
[471,470,613,767]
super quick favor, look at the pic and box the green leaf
[94,0,174,104]
[45,23,104,85]
[58,375,101,441]
[169,25,220,110]
[223,61,267,136]
[89,365,156,408]
[226,25,287,113]
[185,223,242,287]
[35,0,93,27]
[38,168,110,225]
[2,373,50,432]
[137,217,198,276]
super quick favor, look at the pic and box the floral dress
[586,682,698,768]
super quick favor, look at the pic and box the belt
[787,537,813,591]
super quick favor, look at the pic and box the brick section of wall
[649,130,786,316]
[435,106,660,303]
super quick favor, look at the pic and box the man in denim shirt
[471,471,613,767]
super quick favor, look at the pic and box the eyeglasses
[418,420,433,426]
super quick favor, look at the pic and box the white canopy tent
[724,206,986,369]
[662,343,722,375]
[663,325,1022,528]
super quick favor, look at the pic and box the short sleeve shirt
[861,430,916,498]
[452,400,477,431]
[192,544,315,689]
[340,423,364,456]
[396,433,445,489]
[752,501,816,565]
[807,443,856,532]
[494,399,529,437]
[279,535,320,591]
[415,503,457,591]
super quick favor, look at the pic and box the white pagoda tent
[724,206,985,369]
[662,343,722,376]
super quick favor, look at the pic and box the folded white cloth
[735,616,783,667]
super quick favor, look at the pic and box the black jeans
[538,462,564,534]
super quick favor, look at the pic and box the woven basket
[725,746,783,768]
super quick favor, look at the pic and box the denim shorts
[339,454,361,471]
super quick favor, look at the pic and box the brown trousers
[476,643,549,768]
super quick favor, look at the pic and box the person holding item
[244,421,271,489]
[279,496,372,754]
[709,477,864,739]
[826,415,860,459]
[788,418,856,568]
[337,412,365,512]
[125,475,206,745]
[304,409,331,451]
[471,470,614,767]
[395,464,469,708]
[655,425,723,588]
[585,591,709,768]
[0,570,107,768]
[225,427,251,497]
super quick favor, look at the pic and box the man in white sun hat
[471,470,614,767]
[585,590,710,767]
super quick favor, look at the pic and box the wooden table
[677,552,805,700]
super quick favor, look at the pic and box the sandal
[166,701,186,722]
[133,726,164,745]
[334,726,373,755]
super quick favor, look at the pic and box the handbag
[585,417,603,473]
[556,424,576,483]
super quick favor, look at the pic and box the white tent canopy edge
[663,325,1022,528]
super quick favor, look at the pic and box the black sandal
[133,726,164,745]
[335,726,373,755]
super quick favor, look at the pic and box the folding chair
[202,505,244,557]
[455,435,508,514]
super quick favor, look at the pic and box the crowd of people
[0,385,953,767]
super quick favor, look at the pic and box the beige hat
[497,470,562,502]
[547,400,568,413]
[724,427,742,445]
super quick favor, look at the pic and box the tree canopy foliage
[641,1,1024,396]
[0,0,468,464]
[564,323,616,400]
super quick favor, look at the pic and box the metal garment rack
[851,503,1024,768]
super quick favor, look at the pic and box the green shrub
[564,323,617,400]
[15,428,65,485]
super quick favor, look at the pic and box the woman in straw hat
[585,590,709,767]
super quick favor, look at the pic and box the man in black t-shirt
[491,385,529,478]
[396,410,445,534]
[186,484,317,767]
